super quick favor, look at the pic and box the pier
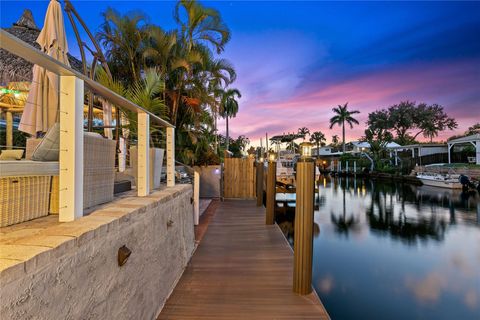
[158,200,329,319]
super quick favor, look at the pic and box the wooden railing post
[166,127,175,187]
[137,112,150,196]
[266,160,276,225]
[293,157,315,295]
[256,161,264,206]
[59,76,84,222]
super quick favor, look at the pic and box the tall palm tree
[310,131,326,156]
[329,103,360,153]
[219,88,241,151]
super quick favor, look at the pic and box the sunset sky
[2,1,479,145]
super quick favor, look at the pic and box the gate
[223,157,256,198]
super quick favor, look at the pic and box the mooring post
[294,142,315,295]
[266,151,277,225]
[256,160,265,207]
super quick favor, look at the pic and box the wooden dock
[158,200,329,320]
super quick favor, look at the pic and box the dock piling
[266,154,276,225]
[256,160,264,207]
[293,144,315,295]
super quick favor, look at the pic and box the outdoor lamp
[300,142,313,159]
[322,160,326,165]
[268,150,277,162]
[259,157,264,162]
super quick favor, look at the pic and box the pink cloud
[221,58,480,146]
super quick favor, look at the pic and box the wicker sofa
[0,134,116,227]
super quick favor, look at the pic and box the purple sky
[2,1,479,145]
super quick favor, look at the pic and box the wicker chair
[0,134,116,227]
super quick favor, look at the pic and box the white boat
[416,172,462,189]
[276,150,296,177]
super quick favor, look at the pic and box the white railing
[0,29,176,222]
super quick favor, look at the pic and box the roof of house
[349,141,402,149]
[0,9,83,84]
[447,134,480,144]
[389,143,447,149]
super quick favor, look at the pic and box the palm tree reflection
[330,186,359,237]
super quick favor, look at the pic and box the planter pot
[130,147,164,190]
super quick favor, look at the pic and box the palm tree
[329,103,360,153]
[219,88,241,151]
[174,0,231,54]
[97,9,149,83]
[310,131,326,156]
[297,127,310,140]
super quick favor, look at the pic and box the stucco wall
[0,185,194,320]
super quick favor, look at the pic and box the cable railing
[0,29,176,224]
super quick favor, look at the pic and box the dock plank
[158,200,329,320]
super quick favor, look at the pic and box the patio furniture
[0,133,116,227]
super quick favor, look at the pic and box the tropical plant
[96,1,244,166]
[329,103,360,153]
[97,9,150,83]
[372,101,457,145]
[174,0,231,54]
[297,127,310,140]
[219,88,241,151]
[309,131,326,155]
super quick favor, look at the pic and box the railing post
[118,137,126,172]
[193,170,200,225]
[266,160,276,225]
[256,160,264,207]
[137,112,150,196]
[59,76,84,222]
[166,127,175,187]
[293,156,315,295]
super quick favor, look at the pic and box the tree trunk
[226,116,230,151]
[342,120,346,153]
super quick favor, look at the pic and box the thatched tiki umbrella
[19,0,70,136]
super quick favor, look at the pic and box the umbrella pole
[87,91,93,132]
[6,111,13,149]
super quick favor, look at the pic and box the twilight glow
[2,1,479,145]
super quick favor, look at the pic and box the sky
[2,0,480,145]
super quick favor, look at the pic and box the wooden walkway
[158,200,329,320]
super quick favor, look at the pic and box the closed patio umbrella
[19,0,70,135]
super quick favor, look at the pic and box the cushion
[31,123,60,161]
[0,160,59,177]
[0,149,24,160]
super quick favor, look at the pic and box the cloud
[223,58,480,144]
[405,272,447,304]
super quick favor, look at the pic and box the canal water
[275,176,480,319]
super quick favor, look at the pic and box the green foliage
[368,101,457,145]
[297,127,310,139]
[310,131,326,150]
[97,1,244,165]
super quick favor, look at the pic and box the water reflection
[275,176,480,319]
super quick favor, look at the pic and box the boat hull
[418,177,462,189]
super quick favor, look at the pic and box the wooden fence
[223,158,256,198]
